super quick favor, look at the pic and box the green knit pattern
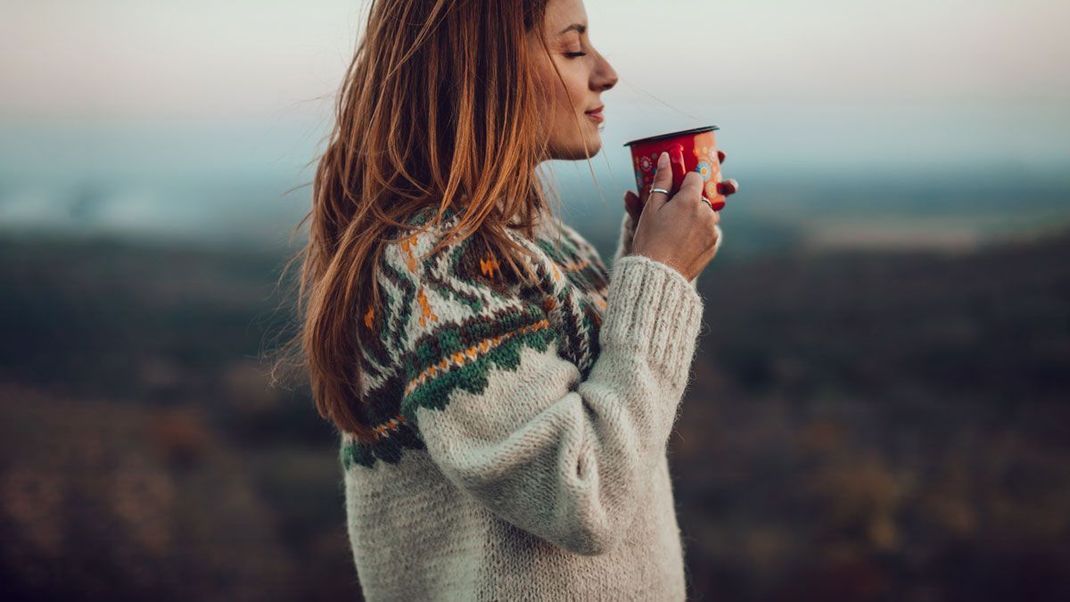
[340,208,610,471]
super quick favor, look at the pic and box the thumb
[646,151,672,210]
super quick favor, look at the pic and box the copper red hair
[271,0,596,442]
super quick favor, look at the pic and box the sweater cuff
[600,254,704,382]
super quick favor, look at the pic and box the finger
[717,150,726,165]
[623,190,642,221]
[647,151,672,209]
[716,178,740,196]
[678,170,704,202]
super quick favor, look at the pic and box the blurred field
[2,219,1068,601]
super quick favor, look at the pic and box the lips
[585,105,604,122]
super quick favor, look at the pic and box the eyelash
[564,51,587,58]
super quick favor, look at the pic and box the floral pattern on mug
[638,155,653,173]
[693,144,715,162]
[696,160,713,182]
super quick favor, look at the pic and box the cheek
[558,71,588,113]
[537,61,587,116]
[535,68,570,117]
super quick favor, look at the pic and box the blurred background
[2,0,1068,600]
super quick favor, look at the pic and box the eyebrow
[558,23,587,35]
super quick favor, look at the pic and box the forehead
[543,0,588,34]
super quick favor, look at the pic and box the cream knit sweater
[339,206,721,600]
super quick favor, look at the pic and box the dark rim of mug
[623,125,719,147]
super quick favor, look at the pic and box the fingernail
[657,152,669,169]
[716,180,739,195]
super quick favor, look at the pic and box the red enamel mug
[623,125,726,211]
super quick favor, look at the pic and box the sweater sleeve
[611,212,714,290]
[389,235,705,557]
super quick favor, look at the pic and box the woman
[293,0,739,599]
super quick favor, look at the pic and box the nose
[592,51,618,92]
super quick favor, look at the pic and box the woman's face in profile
[531,0,619,161]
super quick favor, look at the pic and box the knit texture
[340,205,708,601]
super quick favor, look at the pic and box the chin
[555,139,603,161]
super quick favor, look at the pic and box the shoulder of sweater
[553,218,599,256]
[379,206,562,281]
[374,208,560,330]
[381,207,463,261]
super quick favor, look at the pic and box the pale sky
[1,0,1068,246]
[1,0,1068,120]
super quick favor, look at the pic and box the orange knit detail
[399,235,419,273]
[404,318,553,397]
[417,286,438,328]
[370,414,407,441]
[363,305,375,330]
[480,253,500,279]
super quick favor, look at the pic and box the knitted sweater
[339,206,720,601]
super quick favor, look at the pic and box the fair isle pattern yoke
[340,207,610,470]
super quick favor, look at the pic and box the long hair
[273,0,594,442]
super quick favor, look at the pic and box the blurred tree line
[0,224,1068,601]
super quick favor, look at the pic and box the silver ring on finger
[700,196,715,211]
[649,187,670,199]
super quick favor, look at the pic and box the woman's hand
[629,151,729,282]
[623,149,738,225]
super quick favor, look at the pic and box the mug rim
[623,125,719,147]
